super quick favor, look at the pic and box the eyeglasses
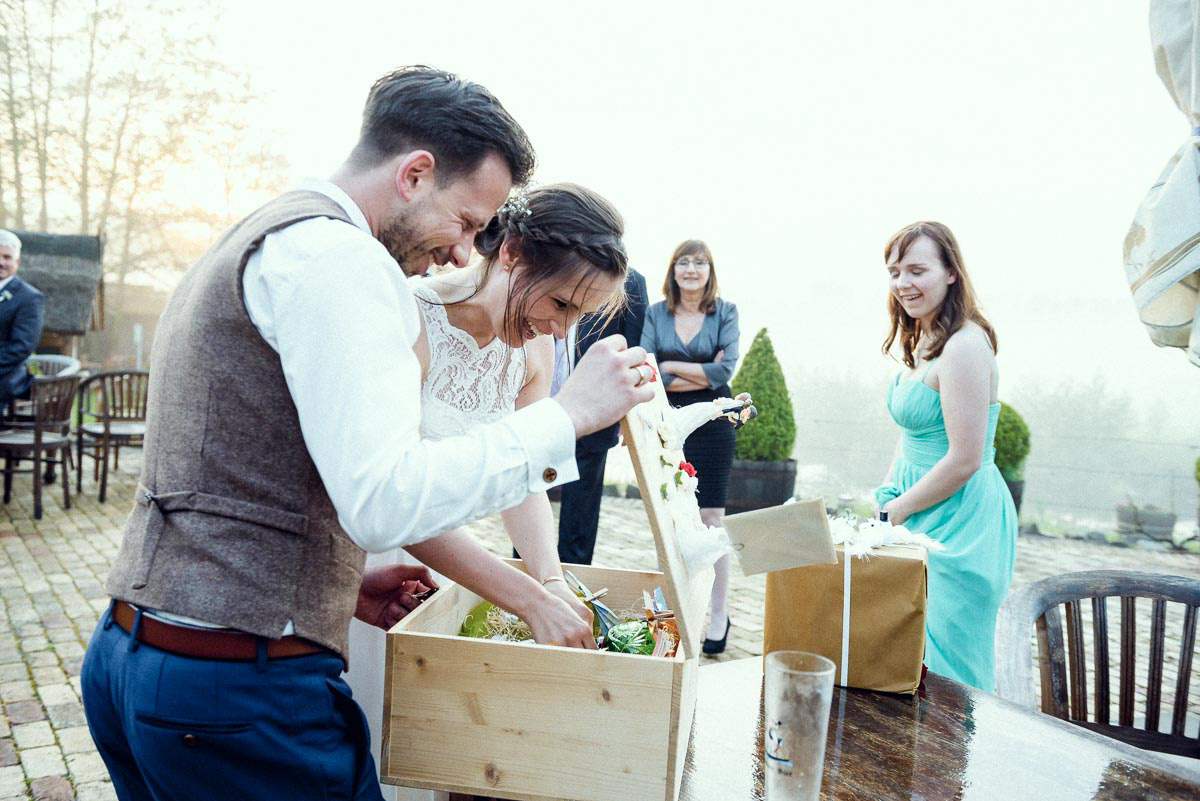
[675,258,710,270]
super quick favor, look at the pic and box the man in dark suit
[0,231,44,408]
[557,268,649,565]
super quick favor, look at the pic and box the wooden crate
[381,357,714,801]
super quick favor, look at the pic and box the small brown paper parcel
[764,544,927,695]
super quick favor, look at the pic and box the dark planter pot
[1004,479,1024,515]
[726,458,797,515]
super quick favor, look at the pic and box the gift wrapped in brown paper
[764,543,928,695]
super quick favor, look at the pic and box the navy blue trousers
[556,444,610,566]
[81,605,383,801]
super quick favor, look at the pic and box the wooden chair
[26,354,81,378]
[10,356,83,484]
[76,370,148,503]
[5,355,82,418]
[995,570,1200,758]
[0,374,81,519]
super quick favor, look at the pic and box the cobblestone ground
[0,457,1196,799]
[0,462,133,801]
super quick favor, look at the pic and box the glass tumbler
[764,650,835,801]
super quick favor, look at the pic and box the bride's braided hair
[473,183,629,342]
[480,205,626,273]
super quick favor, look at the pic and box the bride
[345,183,629,800]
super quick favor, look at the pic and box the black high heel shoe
[702,617,730,655]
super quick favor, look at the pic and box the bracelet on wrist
[541,575,567,587]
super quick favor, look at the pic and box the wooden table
[681,657,1200,800]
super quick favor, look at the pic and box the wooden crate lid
[618,355,716,659]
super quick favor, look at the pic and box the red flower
[678,460,697,477]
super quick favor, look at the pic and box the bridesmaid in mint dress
[874,221,1017,691]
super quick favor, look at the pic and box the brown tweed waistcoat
[106,190,368,662]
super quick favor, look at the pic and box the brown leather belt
[111,600,327,661]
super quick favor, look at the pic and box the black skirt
[669,385,736,509]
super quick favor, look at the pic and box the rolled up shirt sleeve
[244,217,578,554]
[701,301,739,389]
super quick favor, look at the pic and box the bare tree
[17,0,57,231]
[0,0,287,285]
[75,0,97,233]
[0,2,27,228]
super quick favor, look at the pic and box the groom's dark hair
[349,66,535,185]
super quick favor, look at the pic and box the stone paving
[0,456,1197,799]
[0,466,133,801]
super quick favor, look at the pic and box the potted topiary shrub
[726,328,797,513]
[994,402,1031,515]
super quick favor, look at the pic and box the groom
[81,66,653,801]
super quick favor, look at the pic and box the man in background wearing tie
[555,268,649,565]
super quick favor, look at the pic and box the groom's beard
[377,211,432,277]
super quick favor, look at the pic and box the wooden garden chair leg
[99,435,109,504]
[113,445,119,472]
[33,446,42,520]
[3,453,11,504]
[61,449,70,511]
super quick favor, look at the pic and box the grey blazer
[640,298,739,390]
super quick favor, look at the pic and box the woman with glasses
[640,239,740,654]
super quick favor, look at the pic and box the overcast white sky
[216,0,1199,419]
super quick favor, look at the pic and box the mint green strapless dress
[876,368,1017,691]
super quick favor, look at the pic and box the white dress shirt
[549,323,577,397]
[240,178,578,553]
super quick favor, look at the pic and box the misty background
[4,0,1198,529]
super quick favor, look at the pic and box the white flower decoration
[656,421,681,451]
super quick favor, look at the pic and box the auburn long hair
[881,221,997,369]
[663,239,719,314]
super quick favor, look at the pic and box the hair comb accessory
[499,190,532,220]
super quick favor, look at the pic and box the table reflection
[957,688,1107,801]
[681,658,1200,801]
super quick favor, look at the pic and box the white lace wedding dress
[344,279,527,801]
